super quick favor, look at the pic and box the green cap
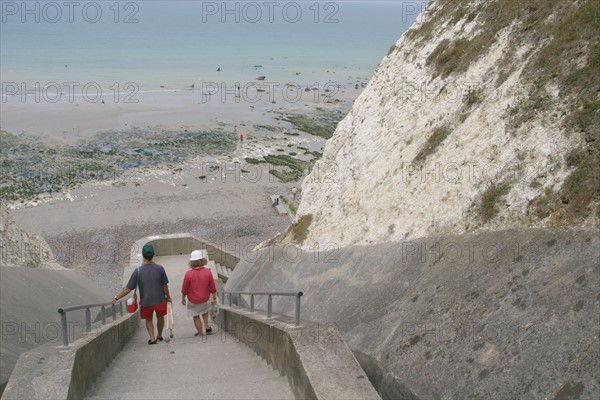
[142,243,155,260]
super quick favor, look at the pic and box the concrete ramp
[85,255,293,400]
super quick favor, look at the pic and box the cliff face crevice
[297,0,599,248]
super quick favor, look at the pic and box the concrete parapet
[214,305,381,400]
[1,311,139,400]
[128,233,239,272]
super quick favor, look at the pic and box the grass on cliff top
[425,1,569,78]
[524,0,600,223]
[517,1,600,129]
[280,195,298,216]
[414,126,452,162]
[426,38,472,78]
[267,213,313,247]
[405,0,451,43]
[480,183,511,222]
[289,214,313,244]
[531,149,600,225]
[416,0,599,224]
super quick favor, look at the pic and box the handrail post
[111,304,117,321]
[295,294,301,326]
[267,294,272,318]
[85,307,92,332]
[119,302,124,316]
[60,311,69,346]
[237,293,240,307]
[228,293,232,307]
[250,294,254,312]
[101,305,106,325]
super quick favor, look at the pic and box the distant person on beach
[112,243,172,345]
[181,250,217,336]
[291,186,298,201]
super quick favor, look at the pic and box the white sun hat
[189,249,207,261]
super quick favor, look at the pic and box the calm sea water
[1,1,425,92]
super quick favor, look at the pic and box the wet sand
[1,82,363,145]
[3,81,365,293]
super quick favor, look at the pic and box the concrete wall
[0,267,113,396]
[214,305,380,400]
[133,233,239,269]
[1,310,139,400]
[225,228,600,400]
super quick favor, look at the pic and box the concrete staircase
[207,260,233,283]
[85,333,293,399]
[85,254,292,400]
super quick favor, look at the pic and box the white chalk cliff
[297,0,598,248]
[0,205,63,269]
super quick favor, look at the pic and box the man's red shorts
[140,300,167,319]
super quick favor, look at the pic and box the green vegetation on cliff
[420,0,599,224]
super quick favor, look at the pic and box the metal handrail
[221,291,303,325]
[57,298,130,346]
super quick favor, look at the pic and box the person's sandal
[156,336,164,342]
[194,332,203,337]
[148,339,157,345]
[205,327,213,335]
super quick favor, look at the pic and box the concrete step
[206,260,218,280]
[91,350,281,384]
[87,374,290,400]
[215,263,229,282]
[85,335,292,400]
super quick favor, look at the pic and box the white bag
[165,301,174,341]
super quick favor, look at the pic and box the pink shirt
[181,267,216,304]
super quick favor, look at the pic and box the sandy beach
[2,78,366,293]
[1,77,365,141]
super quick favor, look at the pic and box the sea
[1,0,426,94]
